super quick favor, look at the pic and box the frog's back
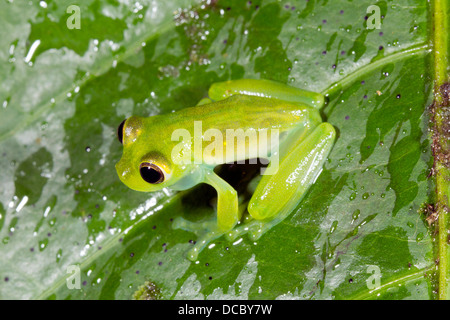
[149,95,321,165]
[167,95,319,133]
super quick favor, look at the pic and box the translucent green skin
[116,79,336,261]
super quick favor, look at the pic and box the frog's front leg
[204,170,239,231]
[227,122,336,241]
[172,170,240,261]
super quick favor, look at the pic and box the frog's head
[115,116,194,192]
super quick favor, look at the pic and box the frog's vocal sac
[116,79,336,261]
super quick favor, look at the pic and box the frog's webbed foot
[225,218,262,241]
[173,197,249,261]
[172,178,280,260]
[172,216,225,261]
[172,171,243,261]
[225,213,285,242]
[172,216,218,233]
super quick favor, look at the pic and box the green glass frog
[116,79,335,261]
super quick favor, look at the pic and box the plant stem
[431,0,449,300]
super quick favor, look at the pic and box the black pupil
[140,165,163,184]
[117,119,126,144]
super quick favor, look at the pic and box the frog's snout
[115,158,131,186]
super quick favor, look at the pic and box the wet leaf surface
[0,0,441,299]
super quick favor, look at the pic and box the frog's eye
[139,162,165,184]
[117,119,127,144]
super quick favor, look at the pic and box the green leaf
[0,0,447,300]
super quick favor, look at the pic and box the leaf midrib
[322,43,429,97]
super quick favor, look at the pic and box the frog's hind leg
[226,122,336,241]
[208,79,325,109]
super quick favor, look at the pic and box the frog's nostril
[117,119,126,144]
[115,160,130,183]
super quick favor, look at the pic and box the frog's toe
[172,216,217,233]
[224,226,242,241]
[248,217,284,240]
[172,216,227,261]
[224,219,258,241]
[225,218,279,242]
[185,228,227,261]
[248,221,268,240]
